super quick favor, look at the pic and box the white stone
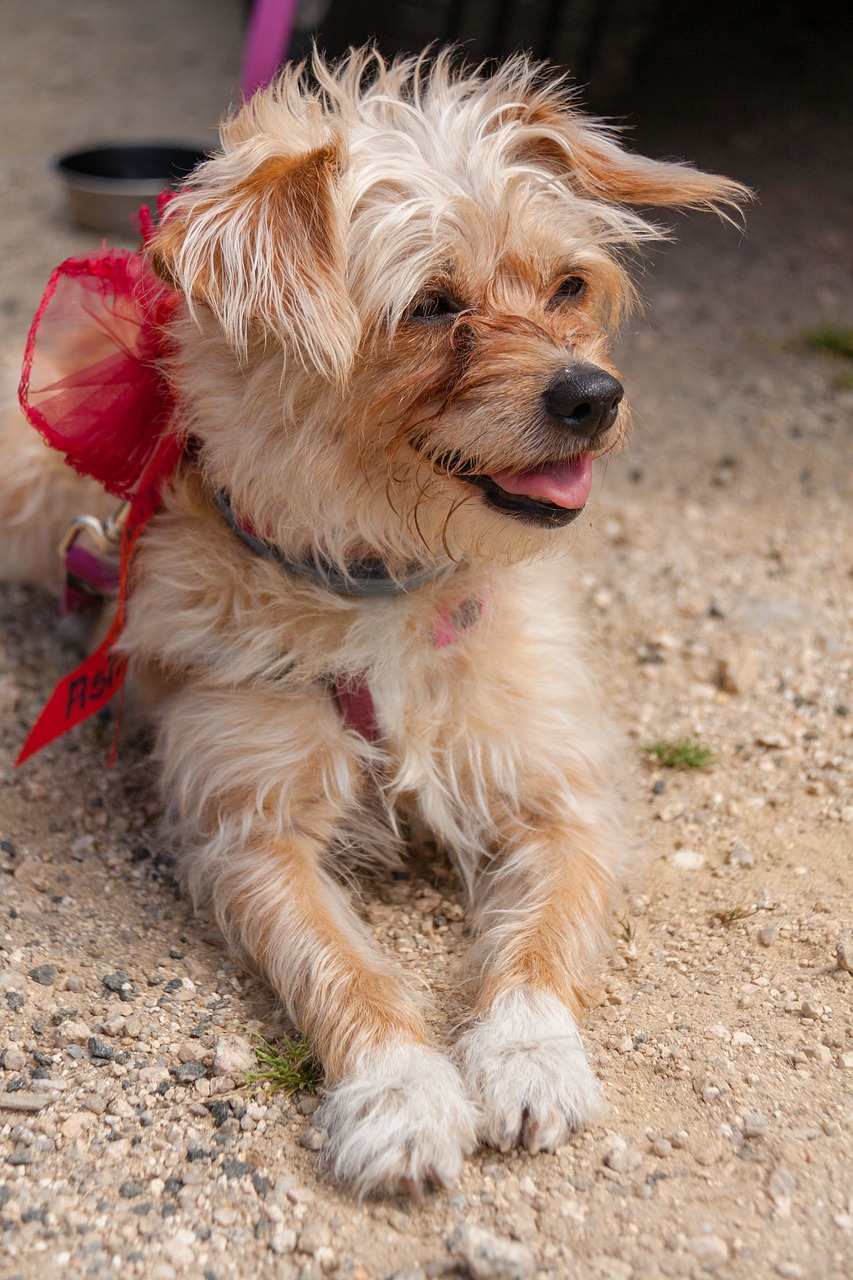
[449,1224,536,1280]
[270,1228,297,1256]
[687,1235,729,1266]
[669,849,706,870]
[212,1034,256,1077]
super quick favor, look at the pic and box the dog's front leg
[161,685,478,1196]
[456,794,617,1152]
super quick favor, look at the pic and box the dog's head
[149,50,748,572]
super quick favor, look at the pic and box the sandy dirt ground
[1,3,852,1279]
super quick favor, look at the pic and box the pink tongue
[488,452,593,509]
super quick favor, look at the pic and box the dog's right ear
[507,87,751,219]
[148,141,360,379]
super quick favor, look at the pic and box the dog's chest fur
[123,475,604,868]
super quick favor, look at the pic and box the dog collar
[215,490,448,598]
[215,489,484,744]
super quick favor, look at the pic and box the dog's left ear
[517,103,751,215]
[148,142,360,378]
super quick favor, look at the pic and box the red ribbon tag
[16,626,129,767]
[16,429,182,767]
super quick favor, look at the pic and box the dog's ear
[516,102,750,215]
[148,141,360,378]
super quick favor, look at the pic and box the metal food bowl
[54,143,207,234]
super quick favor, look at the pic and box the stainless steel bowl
[54,143,207,234]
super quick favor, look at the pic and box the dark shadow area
[294,0,668,97]
[627,0,853,152]
[294,0,853,128]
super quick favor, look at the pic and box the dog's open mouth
[449,453,593,527]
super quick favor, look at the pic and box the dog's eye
[407,294,465,324]
[548,276,586,308]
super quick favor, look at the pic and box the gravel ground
[1,4,852,1279]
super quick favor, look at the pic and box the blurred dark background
[290,0,853,124]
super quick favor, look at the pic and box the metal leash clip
[58,503,130,560]
[58,503,130,612]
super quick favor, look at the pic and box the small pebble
[295,1093,321,1117]
[101,971,138,1002]
[668,849,706,871]
[1,1046,26,1072]
[170,1060,207,1084]
[742,1111,768,1138]
[448,1224,536,1280]
[212,1035,256,1077]
[81,1093,109,1115]
[298,1126,328,1151]
[687,1235,729,1266]
[87,1036,114,1061]
[603,1141,643,1174]
[835,931,853,974]
[298,1221,332,1253]
[27,964,58,986]
[270,1227,298,1255]
[60,1112,90,1140]
[54,1018,91,1047]
[187,1146,215,1162]
[768,1165,796,1216]
[754,730,789,749]
[715,647,761,694]
[726,845,755,868]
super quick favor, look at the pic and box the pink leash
[241,0,300,98]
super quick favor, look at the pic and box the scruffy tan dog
[0,51,747,1196]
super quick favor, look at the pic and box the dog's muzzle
[427,363,623,527]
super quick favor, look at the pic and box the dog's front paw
[456,987,604,1153]
[316,1042,479,1198]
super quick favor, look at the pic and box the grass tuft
[713,905,759,927]
[242,1032,322,1095]
[803,324,853,361]
[645,738,714,770]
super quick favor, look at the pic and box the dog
[0,49,747,1197]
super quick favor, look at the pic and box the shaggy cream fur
[0,49,748,1196]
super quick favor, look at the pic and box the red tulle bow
[19,224,177,499]
[16,201,184,766]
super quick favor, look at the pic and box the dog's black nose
[544,366,624,437]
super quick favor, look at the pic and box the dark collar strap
[215,490,448,598]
